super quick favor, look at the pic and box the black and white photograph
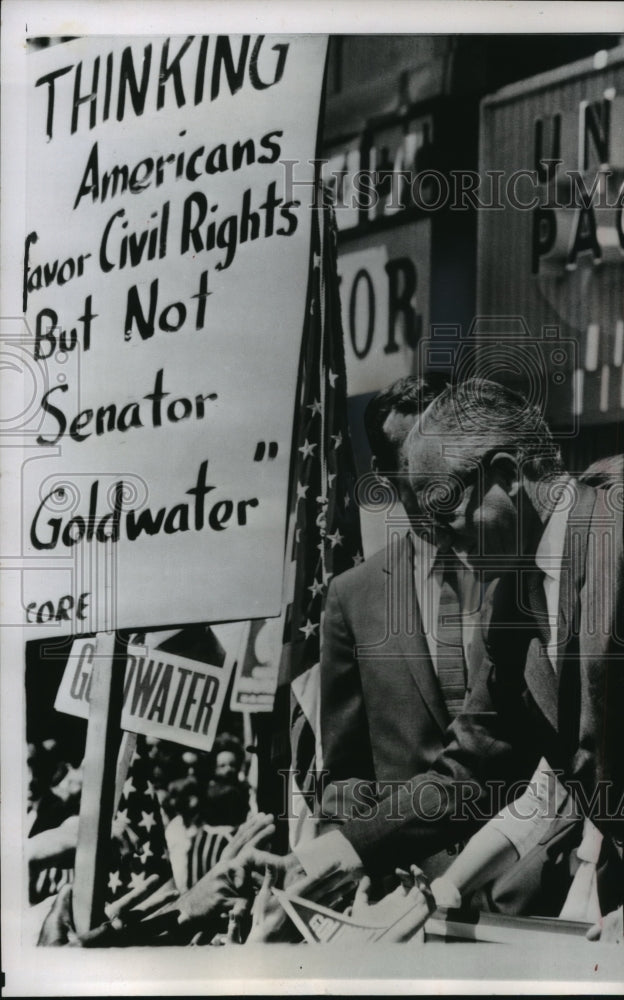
[1,1,624,994]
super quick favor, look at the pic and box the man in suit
[297,378,623,932]
[319,373,497,875]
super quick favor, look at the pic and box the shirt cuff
[491,757,570,858]
[294,828,363,879]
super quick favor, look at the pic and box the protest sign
[229,617,281,711]
[13,33,327,637]
[55,625,243,750]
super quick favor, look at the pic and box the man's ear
[489,451,521,496]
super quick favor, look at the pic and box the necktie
[436,559,467,718]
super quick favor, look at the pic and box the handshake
[38,811,448,947]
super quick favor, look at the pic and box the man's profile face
[408,431,519,576]
[380,410,444,545]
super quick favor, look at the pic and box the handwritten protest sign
[54,626,243,750]
[14,34,327,635]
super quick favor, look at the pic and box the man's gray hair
[417,378,564,481]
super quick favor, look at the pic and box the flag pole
[72,630,127,935]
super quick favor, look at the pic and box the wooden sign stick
[72,630,127,936]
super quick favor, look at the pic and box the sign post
[72,631,126,935]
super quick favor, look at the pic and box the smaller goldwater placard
[55,627,243,750]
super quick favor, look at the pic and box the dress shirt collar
[534,477,572,580]
[409,529,438,576]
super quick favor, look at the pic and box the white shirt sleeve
[489,757,572,858]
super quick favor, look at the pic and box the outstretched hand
[247,863,358,943]
[349,865,436,942]
[177,845,290,925]
[219,812,276,863]
[37,874,178,947]
[587,906,623,944]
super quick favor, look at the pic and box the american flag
[271,198,363,848]
[105,735,173,904]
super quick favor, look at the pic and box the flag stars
[328,370,338,388]
[128,871,148,892]
[138,810,157,833]
[299,439,317,460]
[112,809,129,839]
[331,431,342,449]
[327,529,344,548]
[299,619,319,640]
[327,472,336,487]
[122,776,135,798]
[140,842,154,865]
[307,399,322,417]
[296,481,309,501]
[146,780,156,798]
[353,552,364,566]
[108,871,122,895]
[344,492,351,509]
[313,252,322,270]
[308,579,324,598]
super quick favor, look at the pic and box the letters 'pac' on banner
[13,34,327,636]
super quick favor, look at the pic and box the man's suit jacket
[337,483,624,885]
[320,532,493,802]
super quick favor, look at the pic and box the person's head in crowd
[364,372,450,477]
[27,741,65,808]
[162,776,202,828]
[147,738,197,790]
[211,733,246,786]
[579,453,624,488]
[405,378,566,576]
[201,779,250,829]
[364,372,450,539]
[51,761,83,804]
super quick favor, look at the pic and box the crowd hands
[31,730,445,949]
[35,761,623,950]
[38,815,444,948]
[27,732,251,901]
[32,729,623,948]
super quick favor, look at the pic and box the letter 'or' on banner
[13,34,327,637]
[55,625,244,750]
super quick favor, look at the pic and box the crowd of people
[27,732,255,921]
[32,375,624,948]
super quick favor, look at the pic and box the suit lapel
[525,639,559,731]
[524,482,597,730]
[556,483,596,675]
[384,532,450,734]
